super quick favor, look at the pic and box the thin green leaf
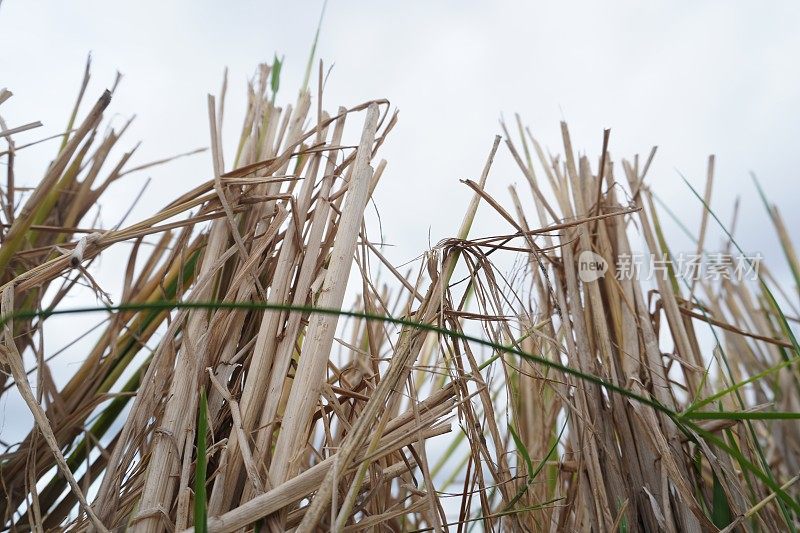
[712,471,733,528]
[270,54,283,100]
[194,389,208,533]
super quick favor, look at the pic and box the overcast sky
[2,0,800,439]
[3,1,800,262]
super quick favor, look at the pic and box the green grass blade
[683,410,800,421]
[752,172,800,298]
[194,389,208,533]
[686,421,800,516]
[302,0,327,91]
[504,416,567,512]
[509,423,533,474]
[270,54,283,102]
[712,469,733,528]
[684,356,800,415]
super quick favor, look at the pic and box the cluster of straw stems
[0,60,798,533]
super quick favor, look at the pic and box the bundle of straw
[1,58,798,532]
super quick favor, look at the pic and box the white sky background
[2,1,799,268]
[1,0,799,488]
